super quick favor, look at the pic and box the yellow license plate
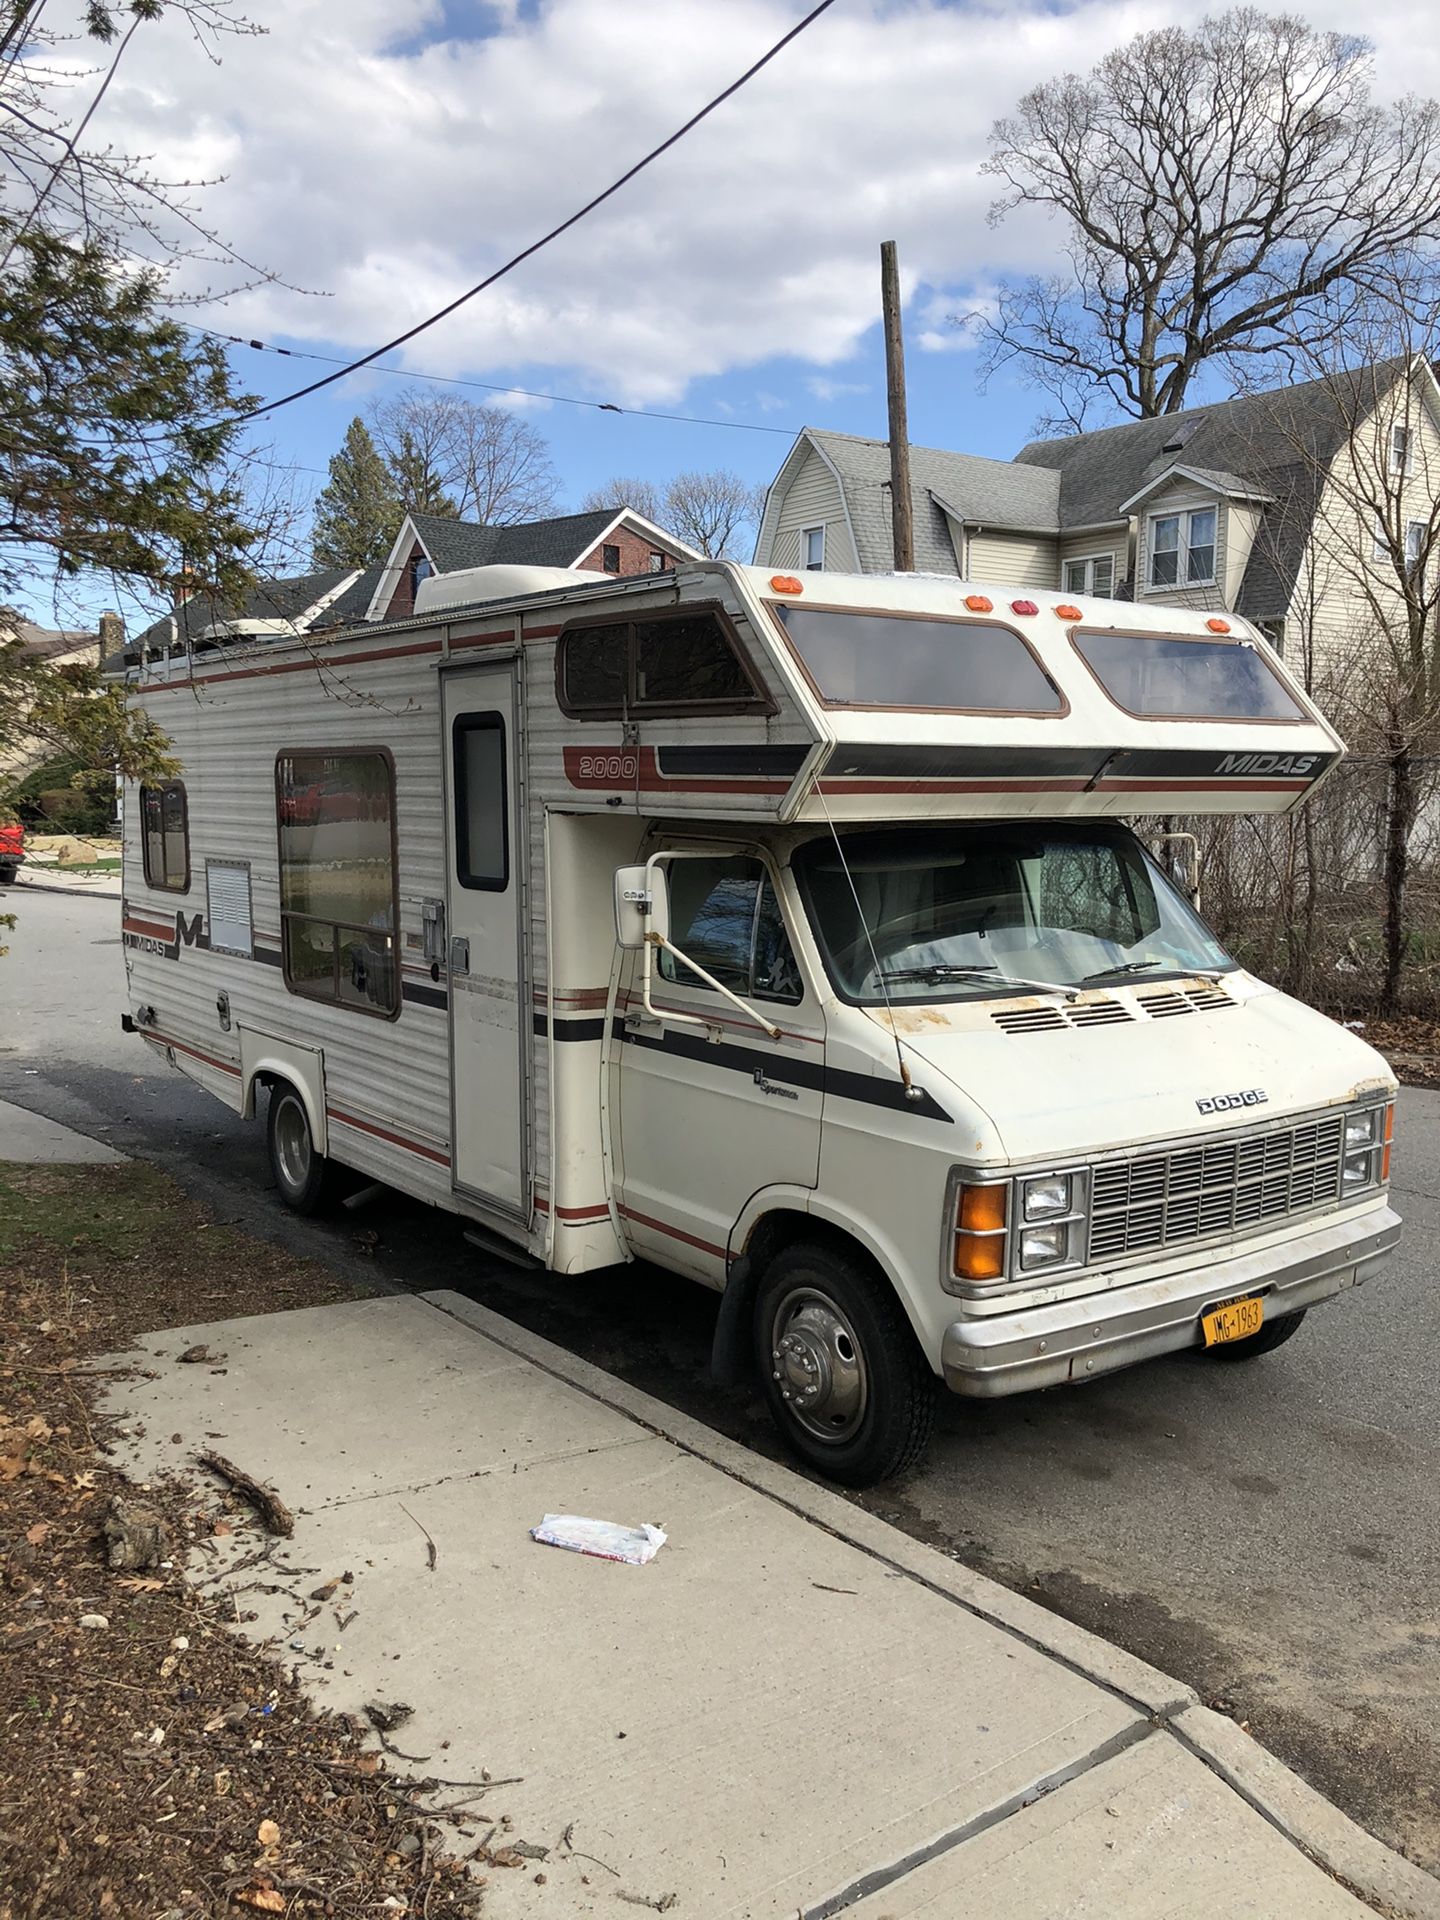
[1201,1295,1265,1346]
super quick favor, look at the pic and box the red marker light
[1010,599,1039,616]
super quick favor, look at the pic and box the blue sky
[29,0,1436,625]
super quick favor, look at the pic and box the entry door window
[453,713,507,889]
[659,857,803,1003]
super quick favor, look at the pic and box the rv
[119,560,1401,1484]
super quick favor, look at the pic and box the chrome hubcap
[771,1287,867,1443]
[274,1096,312,1193]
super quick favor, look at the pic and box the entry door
[442,664,525,1213]
[615,852,823,1282]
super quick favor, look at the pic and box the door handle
[449,935,470,975]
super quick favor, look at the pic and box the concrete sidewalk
[0,1096,127,1162]
[98,1289,1440,1920]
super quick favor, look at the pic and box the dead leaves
[257,1818,281,1848]
[232,1888,284,1913]
[25,1521,50,1546]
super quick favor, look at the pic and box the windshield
[793,824,1233,1004]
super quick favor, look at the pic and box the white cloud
[806,375,869,402]
[65,0,1440,407]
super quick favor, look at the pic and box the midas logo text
[1215,753,1318,777]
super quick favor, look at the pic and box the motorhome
[118,560,1401,1484]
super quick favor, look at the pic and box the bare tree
[367,389,559,526]
[978,10,1440,431]
[579,474,664,524]
[660,469,766,557]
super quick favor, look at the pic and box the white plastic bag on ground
[530,1514,667,1565]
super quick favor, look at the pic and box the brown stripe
[617,1202,727,1260]
[141,637,443,693]
[143,1029,239,1076]
[326,1105,450,1167]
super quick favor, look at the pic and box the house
[128,505,700,661]
[755,360,1435,673]
[2,612,119,784]
[366,506,699,623]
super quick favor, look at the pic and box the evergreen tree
[387,429,461,519]
[311,418,404,568]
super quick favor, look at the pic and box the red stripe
[141,637,442,693]
[143,1030,239,1076]
[617,1203,727,1260]
[326,1106,450,1167]
[124,914,177,941]
[450,629,518,652]
[535,1197,612,1222]
[816,777,1090,796]
[522,623,563,639]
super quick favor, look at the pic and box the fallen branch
[196,1450,294,1537]
[397,1501,437,1571]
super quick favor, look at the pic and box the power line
[205,329,799,438]
[233,0,838,424]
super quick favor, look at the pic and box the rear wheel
[266,1084,332,1215]
[1201,1306,1307,1362]
[0,867,16,885]
[754,1241,934,1486]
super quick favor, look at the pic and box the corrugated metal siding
[966,529,1058,591]
[764,446,856,572]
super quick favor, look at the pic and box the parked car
[0,821,24,884]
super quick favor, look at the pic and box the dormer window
[408,553,433,601]
[1149,507,1216,588]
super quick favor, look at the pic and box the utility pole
[880,239,914,572]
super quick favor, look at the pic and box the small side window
[658,857,802,1004]
[602,543,622,573]
[803,526,825,570]
[141,781,189,892]
[453,713,508,890]
[557,607,772,718]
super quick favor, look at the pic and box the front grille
[1086,1111,1346,1264]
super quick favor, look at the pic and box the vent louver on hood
[990,980,1236,1034]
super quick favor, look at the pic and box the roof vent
[1161,434,1187,454]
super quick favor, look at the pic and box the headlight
[1340,1102,1394,1194]
[1022,1173,1071,1219]
[1019,1222,1069,1268]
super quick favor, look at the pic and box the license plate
[1201,1295,1264,1346]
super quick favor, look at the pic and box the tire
[0,867,16,885]
[266,1083,333,1215]
[754,1241,935,1486]
[1200,1306,1307,1362]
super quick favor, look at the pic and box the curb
[424,1287,1440,1920]
[12,872,121,899]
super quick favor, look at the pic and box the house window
[558,608,771,718]
[276,750,398,1017]
[802,526,825,571]
[408,553,433,601]
[649,551,666,573]
[140,782,189,892]
[601,543,622,573]
[1406,520,1426,574]
[452,714,507,891]
[1062,554,1115,598]
[1390,424,1414,475]
[1149,508,1216,588]
[657,856,802,1003]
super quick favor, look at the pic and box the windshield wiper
[1080,961,1232,986]
[881,963,1079,1002]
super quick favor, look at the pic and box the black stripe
[621,1022,952,1123]
[818,743,1336,783]
[655,743,809,778]
[253,943,282,968]
[536,1012,608,1041]
[402,980,449,1010]
[1103,746,1340,779]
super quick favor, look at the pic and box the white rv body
[119,561,1400,1481]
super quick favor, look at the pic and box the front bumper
[941,1204,1402,1397]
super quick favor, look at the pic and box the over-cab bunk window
[275,749,400,1018]
[558,607,772,718]
[1071,630,1306,723]
[774,606,1065,714]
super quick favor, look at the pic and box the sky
[29,0,1440,620]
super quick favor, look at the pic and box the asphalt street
[4,885,1438,1873]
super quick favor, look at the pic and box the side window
[658,857,802,1004]
[141,781,189,892]
[453,714,507,890]
[558,609,771,718]
[276,750,398,1017]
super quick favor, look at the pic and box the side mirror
[613,863,670,950]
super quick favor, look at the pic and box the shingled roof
[129,568,362,657]
[798,429,1061,572]
[407,508,624,574]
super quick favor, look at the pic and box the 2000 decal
[575,752,639,782]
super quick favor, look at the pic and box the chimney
[97,610,124,665]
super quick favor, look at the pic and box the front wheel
[266,1083,333,1215]
[1200,1306,1307,1362]
[754,1242,935,1486]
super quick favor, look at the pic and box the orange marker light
[959,1183,1008,1233]
[1054,603,1083,621]
[1010,599,1039,616]
[1206,617,1232,633]
[769,575,804,595]
[965,594,993,613]
[1382,1101,1395,1182]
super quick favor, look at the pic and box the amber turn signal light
[953,1181,1008,1283]
[965,594,993,612]
[1054,603,1083,621]
[1206,617,1231,633]
[1382,1101,1395,1182]
[769,574,804,595]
